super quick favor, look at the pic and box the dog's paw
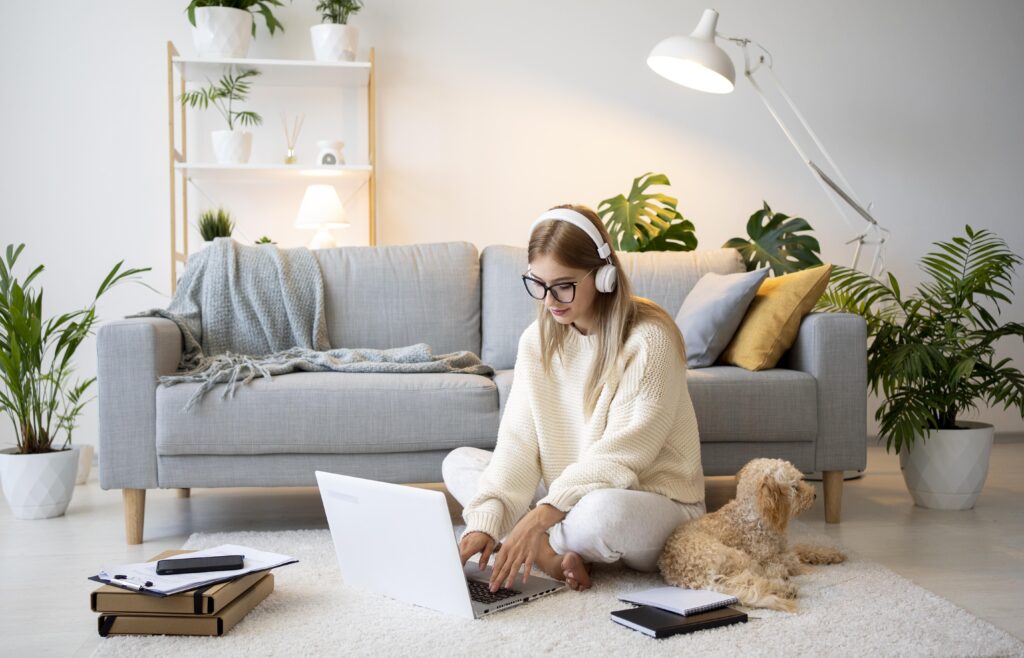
[792,543,846,565]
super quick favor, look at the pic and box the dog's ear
[757,474,790,533]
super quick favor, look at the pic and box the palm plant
[0,245,150,454]
[316,0,363,24]
[179,68,263,131]
[186,1,289,36]
[816,225,1023,453]
[596,172,697,252]
[198,207,236,241]
[724,202,823,275]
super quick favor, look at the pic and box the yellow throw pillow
[718,264,833,371]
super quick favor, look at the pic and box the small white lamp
[295,184,349,249]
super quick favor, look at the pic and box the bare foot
[561,552,592,591]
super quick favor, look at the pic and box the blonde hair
[528,204,687,421]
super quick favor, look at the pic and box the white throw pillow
[674,268,770,368]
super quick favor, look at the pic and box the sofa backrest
[314,241,481,356]
[480,246,744,370]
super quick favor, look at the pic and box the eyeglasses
[521,269,595,304]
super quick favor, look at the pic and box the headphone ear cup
[595,264,617,293]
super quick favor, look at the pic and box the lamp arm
[716,34,889,277]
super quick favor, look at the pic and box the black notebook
[610,604,748,639]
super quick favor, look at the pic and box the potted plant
[197,207,236,242]
[186,1,289,59]
[817,225,1023,509]
[596,172,697,252]
[311,0,364,62]
[0,244,149,519]
[179,68,263,164]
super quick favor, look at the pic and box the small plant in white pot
[197,207,236,242]
[179,68,263,164]
[311,0,364,61]
[0,244,149,519]
[819,226,1023,510]
[186,0,289,59]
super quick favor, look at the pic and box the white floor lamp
[648,8,890,279]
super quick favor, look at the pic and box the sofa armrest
[782,312,867,472]
[97,317,183,489]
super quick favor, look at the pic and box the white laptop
[315,470,565,619]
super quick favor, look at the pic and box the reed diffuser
[281,112,305,164]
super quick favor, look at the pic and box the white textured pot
[0,446,80,519]
[899,421,994,510]
[310,24,359,61]
[211,129,253,164]
[75,444,95,485]
[192,7,253,59]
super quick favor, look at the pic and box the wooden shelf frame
[166,42,378,293]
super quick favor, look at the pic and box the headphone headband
[529,208,612,260]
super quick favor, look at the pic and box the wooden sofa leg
[177,488,191,498]
[123,489,146,544]
[823,471,842,524]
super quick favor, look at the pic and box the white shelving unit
[166,41,377,293]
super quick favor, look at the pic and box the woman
[442,204,705,593]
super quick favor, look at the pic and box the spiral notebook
[616,586,738,616]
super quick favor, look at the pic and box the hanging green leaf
[723,201,823,275]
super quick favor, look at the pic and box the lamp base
[308,226,337,249]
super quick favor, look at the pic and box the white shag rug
[91,521,1024,658]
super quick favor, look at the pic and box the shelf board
[172,56,370,87]
[175,163,372,182]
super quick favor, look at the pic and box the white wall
[1,0,1021,453]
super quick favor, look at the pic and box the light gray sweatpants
[442,446,706,572]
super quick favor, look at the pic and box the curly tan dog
[657,458,846,611]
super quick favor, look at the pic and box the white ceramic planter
[310,24,359,61]
[0,446,80,519]
[899,421,994,510]
[75,444,95,485]
[211,129,253,164]
[192,7,253,59]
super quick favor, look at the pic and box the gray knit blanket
[132,238,494,411]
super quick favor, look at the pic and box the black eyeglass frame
[521,268,597,304]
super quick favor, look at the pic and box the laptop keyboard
[467,579,520,603]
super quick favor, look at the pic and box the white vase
[310,24,359,61]
[899,421,994,510]
[211,129,253,164]
[192,7,253,59]
[75,444,95,485]
[0,446,80,519]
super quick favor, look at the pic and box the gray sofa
[98,242,866,543]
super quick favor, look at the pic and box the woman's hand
[458,531,498,571]
[489,504,567,591]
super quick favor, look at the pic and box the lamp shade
[647,8,736,94]
[295,184,349,229]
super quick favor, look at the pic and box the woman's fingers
[522,555,533,585]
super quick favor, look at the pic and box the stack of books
[90,549,275,637]
[610,586,748,639]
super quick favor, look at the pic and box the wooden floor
[1,439,1022,657]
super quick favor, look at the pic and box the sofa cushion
[481,246,745,370]
[687,366,817,442]
[156,372,501,456]
[314,242,482,357]
[492,365,816,443]
[675,268,769,368]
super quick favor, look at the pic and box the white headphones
[528,208,617,293]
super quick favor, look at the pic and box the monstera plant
[724,202,823,275]
[596,172,698,253]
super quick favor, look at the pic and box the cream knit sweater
[459,317,704,544]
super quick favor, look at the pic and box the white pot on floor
[211,129,253,164]
[310,24,359,61]
[0,446,80,519]
[192,7,253,59]
[899,421,994,510]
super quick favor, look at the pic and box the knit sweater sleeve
[459,328,542,544]
[535,327,685,513]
